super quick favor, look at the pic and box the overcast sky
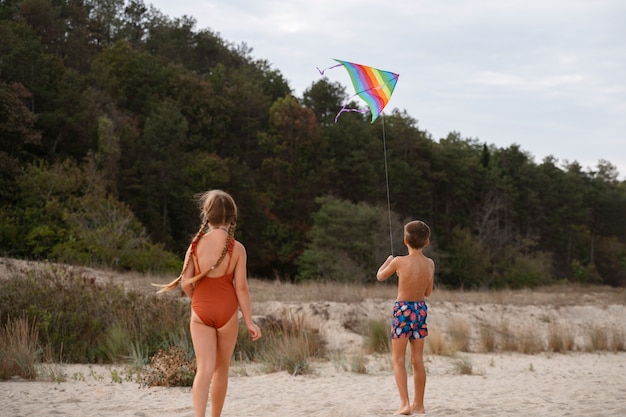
[148,0,626,179]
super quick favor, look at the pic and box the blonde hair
[153,190,237,293]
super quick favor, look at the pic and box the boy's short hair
[404,220,431,249]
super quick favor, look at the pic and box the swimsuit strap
[223,237,235,274]
[190,233,204,272]
[191,236,235,276]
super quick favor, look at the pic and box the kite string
[382,114,394,255]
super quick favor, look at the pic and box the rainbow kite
[317,59,399,123]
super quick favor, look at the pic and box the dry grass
[586,327,610,351]
[426,328,453,356]
[430,284,626,307]
[547,322,575,353]
[452,354,475,375]
[0,317,39,380]
[517,325,544,354]
[447,317,471,352]
[610,325,625,351]
[350,352,368,374]
[141,346,196,387]
[479,324,497,353]
[497,321,519,352]
[585,324,626,352]
[239,309,326,376]
[248,279,398,303]
[477,321,544,354]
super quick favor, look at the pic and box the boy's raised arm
[376,255,395,281]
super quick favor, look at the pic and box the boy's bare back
[376,219,434,302]
[394,252,434,301]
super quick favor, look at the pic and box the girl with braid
[155,189,261,417]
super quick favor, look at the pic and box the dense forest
[1,0,625,288]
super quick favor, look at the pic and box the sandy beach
[2,290,626,417]
[2,351,626,416]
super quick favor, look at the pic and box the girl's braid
[182,217,209,273]
[209,219,236,271]
[153,217,208,293]
[181,218,236,287]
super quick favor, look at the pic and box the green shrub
[296,196,404,283]
[103,323,133,362]
[363,319,390,354]
[501,251,553,288]
[0,265,189,363]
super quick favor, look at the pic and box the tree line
[1,0,624,288]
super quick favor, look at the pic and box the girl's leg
[210,313,239,417]
[409,338,426,414]
[190,311,218,417]
[391,338,411,415]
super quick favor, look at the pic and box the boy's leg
[409,338,426,414]
[391,338,411,415]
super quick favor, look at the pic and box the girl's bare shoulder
[233,239,246,255]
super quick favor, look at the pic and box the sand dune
[2,258,625,416]
[3,296,626,417]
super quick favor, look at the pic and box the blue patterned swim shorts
[391,301,428,340]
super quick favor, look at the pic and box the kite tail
[316,63,343,75]
[334,106,370,123]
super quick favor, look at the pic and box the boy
[377,220,434,415]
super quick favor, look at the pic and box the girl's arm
[376,255,396,281]
[233,243,262,341]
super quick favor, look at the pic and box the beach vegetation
[363,319,390,354]
[517,325,544,354]
[0,265,189,364]
[447,317,471,352]
[0,316,38,380]
[479,324,497,353]
[587,327,610,351]
[255,311,325,376]
[350,352,368,374]
[609,325,625,352]
[141,346,196,387]
[452,354,474,375]
[547,322,575,353]
[426,328,453,356]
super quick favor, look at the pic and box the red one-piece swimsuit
[191,236,238,328]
